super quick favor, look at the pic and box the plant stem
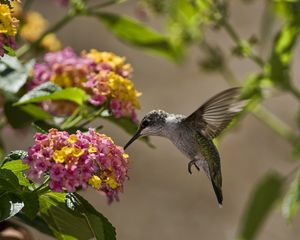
[252,105,298,144]
[222,15,300,101]
[87,0,125,11]
[16,12,75,58]
[36,186,51,196]
[222,20,265,68]
[61,107,81,129]
[78,107,105,128]
[34,177,50,194]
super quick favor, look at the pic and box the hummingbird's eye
[141,119,150,128]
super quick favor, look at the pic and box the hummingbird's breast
[166,120,219,164]
[167,123,200,159]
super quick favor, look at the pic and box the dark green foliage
[39,192,116,240]
[96,12,180,60]
[237,173,283,240]
[66,193,116,240]
[16,213,54,237]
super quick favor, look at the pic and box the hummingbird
[124,87,245,206]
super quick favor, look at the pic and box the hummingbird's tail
[211,179,223,206]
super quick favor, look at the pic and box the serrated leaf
[0,56,34,93]
[0,169,25,221]
[66,193,116,240]
[0,169,22,191]
[2,150,28,167]
[16,213,54,237]
[2,160,30,187]
[2,160,29,172]
[96,12,180,60]
[39,192,98,239]
[16,82,87,106]
[21,191,39,220]
[237,172,283,240]
[0,193,24,222]
[3,150,28,163]
[282,169,300,221]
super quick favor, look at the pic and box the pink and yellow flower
[24,128,129,202]
[30,47,141,122]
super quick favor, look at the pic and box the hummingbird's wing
[184,87,245,139]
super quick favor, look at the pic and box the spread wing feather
[184,87,245,139]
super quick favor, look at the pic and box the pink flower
[28,47,141,123]
[50,163,65,181]
[24,128,130,202]
[49,180,63,192]
[89,94,106,106]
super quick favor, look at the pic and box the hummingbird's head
[124,110,168,149]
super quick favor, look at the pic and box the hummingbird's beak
[124,128,142,150]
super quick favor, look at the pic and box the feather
[184,87,246,139]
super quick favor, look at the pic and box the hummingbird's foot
[188,160,200,174]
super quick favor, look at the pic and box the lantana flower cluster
[0,3,18,56]
[30,47,141,122]
[24,128,129,202]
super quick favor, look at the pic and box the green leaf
[282,169,300,221]
[2,160,29,172]
[15,82,87,106]
[2,150,28,167]
[3,45,16,56]
[0,56,34,93]
[96,12,180,60]
[167,0,212,44]
[20,104,53,120]
[101,111,154,148]
[272,0,300,22]
[3,150,28,165]
[0,169,22,191]
[267,24,300,90]
[0,169,26,221]
[0,54,23,71]
[4,101,35,129]
[66,193,116,240]
[16,213,54,237]
[39,192,101,239]
[21,191,39,220]
[0,193,24,222]
[237,172,283,240]
[2,160,30,187]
